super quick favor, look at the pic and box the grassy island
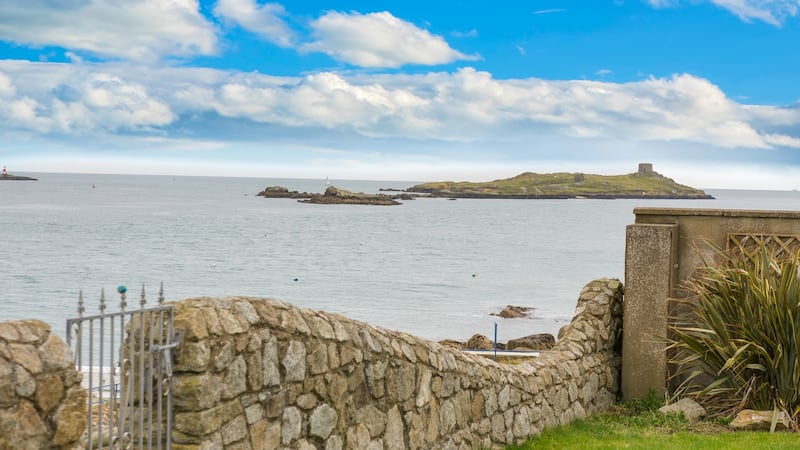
[408,164,712,199]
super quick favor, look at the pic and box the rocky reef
[441,332,556,352]
[257,185,412,205]
[255,186,312,199]
[300,186,402,205]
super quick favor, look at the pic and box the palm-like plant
[668,241,800,426]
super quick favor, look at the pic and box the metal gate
[66,283,178,449]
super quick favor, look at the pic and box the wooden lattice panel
[727,233,800,263]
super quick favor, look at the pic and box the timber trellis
[66,283,179,449]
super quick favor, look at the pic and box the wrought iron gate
[66,283,178,449]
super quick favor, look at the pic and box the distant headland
[0,166,37,181]
[405,163,713,199]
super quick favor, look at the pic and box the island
[0,166,37,181]
[256,185,413,205]
[406,163,713,199]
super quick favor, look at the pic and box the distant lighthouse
[0,166,37,181]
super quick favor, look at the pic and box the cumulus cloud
[646,0,800,26]
[763,133,800,147]
[213,0,295,47]
[0,60,798,151]
[300,11,479,68]
[0,72,16,97]
[0,0,218,62]
[0,61,174,135]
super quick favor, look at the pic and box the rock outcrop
[255,186,311,199]
[507,334,556,351]
[466,334,499,350]
[257,185,408,205]
[491,305,533,319]
[300,186,402,205]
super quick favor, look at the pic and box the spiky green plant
[668,241,800,426]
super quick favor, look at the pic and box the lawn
[508,400,799,450]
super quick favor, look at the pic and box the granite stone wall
[169,278,624,449]
[0,320,86,450]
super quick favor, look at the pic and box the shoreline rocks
[256,185,411,205]
[441,332,556,352]
[507,333,555,350]
[300,186,402,205]
[491,305,534,319]
[255,186,312,199]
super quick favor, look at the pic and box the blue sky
[1,0,799,188]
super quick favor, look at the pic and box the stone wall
[169,278,623,449]
[0,320,86,450]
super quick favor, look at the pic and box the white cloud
[711,0,799,26]
[0,60,798,153]
[300,11,479,68]
[0,0,218,62]
[214,0,294,47]
[763,133,800,147]
[646,0,800,26]
[0,72,16,97]
[451,29,479,38]
[645,0,678,7]
[0,61,174,134]
[6,97,50,132]
[136,68,800,149]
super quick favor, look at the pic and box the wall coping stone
[634,207,800,219]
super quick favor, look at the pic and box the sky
[0,0,799,189]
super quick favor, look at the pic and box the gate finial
[118,284,127,311]
[78,290,85,318]
[99,288,106,315]
[140,284,147,309]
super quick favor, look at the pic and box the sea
[2,173,799,344]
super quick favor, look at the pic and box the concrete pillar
[622,223,677,401]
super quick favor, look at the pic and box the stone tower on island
[637,163,654,176]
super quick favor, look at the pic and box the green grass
[509,419,798,449]
[508,393,799,450]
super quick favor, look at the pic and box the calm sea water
[2,173,799,343]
